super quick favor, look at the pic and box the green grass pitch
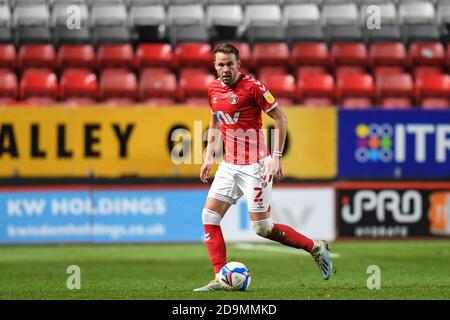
[0,240,449,300]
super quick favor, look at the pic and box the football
[219,261,251,291]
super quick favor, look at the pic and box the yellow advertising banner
[0,106,336,179]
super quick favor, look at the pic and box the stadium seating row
[1,1,450,45]
[3,42,450,72]
[5,0,450,7]
[1,1,449,108]
[5,0,450,4]
[0,67,213,105]
[3,24,450,47]
[3,1,449,27]
[1,67,449,108]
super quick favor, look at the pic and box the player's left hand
[268,157,283,183]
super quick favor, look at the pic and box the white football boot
[311,240,333,280]
[193,274,225,292]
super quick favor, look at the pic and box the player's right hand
[200,162,213,183]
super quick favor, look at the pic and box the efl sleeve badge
[263,91,275,104]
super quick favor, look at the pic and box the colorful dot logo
[354,123,394,163]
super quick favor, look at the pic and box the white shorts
[207,156,273,213]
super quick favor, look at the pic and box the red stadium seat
[409,42,445,67]
[413,66,444,78]
[421,98,450,109]
[252,42,290,67]
[139,68,177,104]
[174,43,212,69]
[239,67,252,76]
[59,68,97,102]
[0,44,16,69]
[0,97,17,105]
[296,74,335,107]
[415,74,450,109]
[296,66,328,78]
[447,44,450,67]
[258,66,288,80]
[379,97,413,109]
[260,74,295,106]
[139,97,176,106]
[18,44,55,70]
[135,43,174,70]
[183,97,211,106]
[373,66,405,78]
[230,42,251,70]
[178,69,215,104]
[331,43,368,67]
[302,97,334,107]
[57,45,95,70]
[61,97,97,105]
[145,67,176,76]
[273,98,294,107]
[179,67,213,79]
[335,66,365,78]
[376,73,414,109]
[20,68,58,103]
[291,43,329,68]
[410,43,445,79]
[341,97,373,109]
[178,72,215,103]
[99,68,137,104]
[369,42,407,67]
[0,69,18,101]
[96,44,134,70]
[336,74,374,109]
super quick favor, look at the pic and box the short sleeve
[252,79,279,113]
[207,87,214,113]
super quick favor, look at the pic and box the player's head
[213,43,241,86]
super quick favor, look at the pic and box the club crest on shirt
[229,94,239,105]
[263,91,275,104]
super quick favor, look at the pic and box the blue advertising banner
[0,188,207,244]
[338,110,450,179]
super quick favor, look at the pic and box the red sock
[204,224,226,274]
[266,223,314,252]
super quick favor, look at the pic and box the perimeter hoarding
[0,106,336,179]
[338,110,450,179]
[222,186,336,242]
[0,185,335,244]
[0,186,206,243]
[336,182,450,238]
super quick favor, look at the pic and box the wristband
[273,151,282,157]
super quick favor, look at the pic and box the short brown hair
[213,43,240,61]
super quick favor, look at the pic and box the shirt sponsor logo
[215,111,240,125]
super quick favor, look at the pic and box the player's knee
[251,219,274,237]
[202,208,223,225]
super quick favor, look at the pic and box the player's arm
[200,113,219,183]
[266,106,287,182]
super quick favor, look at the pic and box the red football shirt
[208,73,279,165]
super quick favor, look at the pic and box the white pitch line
[234,243,340,258]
